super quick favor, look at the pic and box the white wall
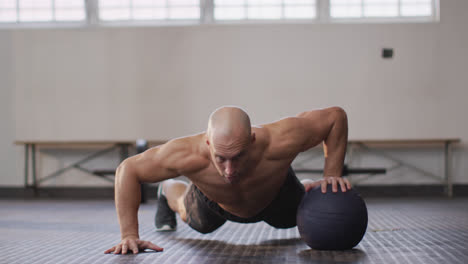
[11,23,457,141]
[1,0,467,187]
[0,31,18,186]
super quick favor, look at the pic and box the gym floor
[1,197,467,264]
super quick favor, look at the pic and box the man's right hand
[104,236,164,254]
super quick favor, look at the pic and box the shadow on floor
[298,248,367,263]
[171,237,367,263]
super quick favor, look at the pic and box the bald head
[207,106,251,143]
[206,106,254,182]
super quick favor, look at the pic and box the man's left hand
[304,176,352,193]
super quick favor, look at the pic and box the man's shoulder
[258,117,311,160]
[160,133,210,174]
[261,117,302,138]
[163,133,206,149]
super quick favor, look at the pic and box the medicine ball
[297,185,368,250]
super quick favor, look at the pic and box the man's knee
[177,197,188,222]
[301,179,314,185]
[163,179,189,196]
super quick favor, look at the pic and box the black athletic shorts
[183,167,305,234]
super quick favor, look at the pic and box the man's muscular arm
[300,107,350,193]
[105,138,196,254]
[298,107,348,178]
[267,107,351,193]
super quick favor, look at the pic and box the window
[99,0,200,21]
[0,0,85,22]
[0,0,437,25]
[330,0,434,19]
[214,0,317,20]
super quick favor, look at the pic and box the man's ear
[205,132,210,145]
[251,132,256,143]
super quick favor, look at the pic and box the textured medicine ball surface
[297,185,368,250]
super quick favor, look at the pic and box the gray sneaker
[155,183,177,231]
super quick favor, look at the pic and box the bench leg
[24,144,29,188]
[32,144,38,197]
[445,142,453,198]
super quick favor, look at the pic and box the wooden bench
[14,140,165,200]
[295,139,460,197]
[15,138,460,197]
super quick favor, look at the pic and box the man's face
[208,134,252,184]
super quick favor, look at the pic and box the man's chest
[189,161,292,216]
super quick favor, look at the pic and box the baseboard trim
[0,185,467,199]
[0,187,119,200]
[355,184,468,197]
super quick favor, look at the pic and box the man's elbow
[115,158,138,184]
[330,106,348,124]
[326,107,348,138]
[330,106,347,116]
[116,159,129,176]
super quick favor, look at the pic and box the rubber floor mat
[1,198,467,264]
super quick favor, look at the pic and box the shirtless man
[105,106,351,254]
